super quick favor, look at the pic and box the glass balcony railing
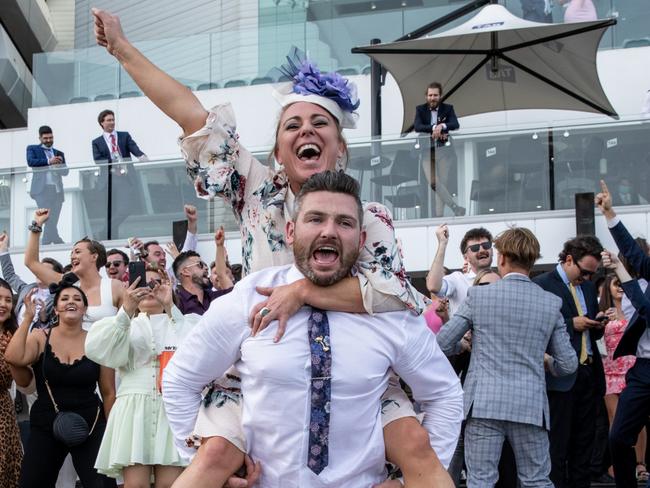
[32,0,649,108]
[4,115,650,250]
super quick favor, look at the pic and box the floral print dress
[603,318,636,395]
[181,102,425,314]
[179,103,427,448]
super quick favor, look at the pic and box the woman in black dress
[5,279,116,488]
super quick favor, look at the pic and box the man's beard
[293,237,359,287]
[191,274,209,288]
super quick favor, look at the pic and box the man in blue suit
[414,82,464,217]
[596,180,650,488]
[26,125,68,244]
[533,236,606,488]
[91,109,147,238]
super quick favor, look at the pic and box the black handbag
[42,331,100,447]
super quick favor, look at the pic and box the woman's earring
[335,157,344,172]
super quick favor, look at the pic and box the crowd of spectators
[2,7,649,488]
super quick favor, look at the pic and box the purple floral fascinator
[271,47,360,129]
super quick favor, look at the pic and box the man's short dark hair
[42,257,63,274]
[142,240,160,258]
[106,249,129,266]
[231,264,242,283]
[426,82,443,95]
[172,250,202,280]
[294,171,363,225]
[460,227,493,254]
[38,125,53,136]
[558,236,604,263]
[97,109,114,126]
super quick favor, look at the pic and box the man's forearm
[426,242,448,294]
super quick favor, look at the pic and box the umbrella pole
[548,129,555,210]
[370,38,384,203]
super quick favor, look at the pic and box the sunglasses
[573,258,595,279]
[106,260,124,268]
[466,242,492,253]
[183,261,207,270]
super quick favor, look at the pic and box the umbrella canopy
[353,4,617,133]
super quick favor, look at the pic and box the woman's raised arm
[24,210,63,286]
[92,9,208,137]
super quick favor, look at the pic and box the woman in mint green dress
[86,268,194,486]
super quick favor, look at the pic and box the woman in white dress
[86,268,192,487]
[25,209,124,328]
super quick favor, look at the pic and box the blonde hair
[493,227,540,271]
[472,268,499,286]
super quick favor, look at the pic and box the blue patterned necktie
[307,307,331,475]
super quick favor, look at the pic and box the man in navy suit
[533,236,606,488]
[414,82,464,217]
[596,180,650,488]
[91,109,147,238]
[26,125,68,244]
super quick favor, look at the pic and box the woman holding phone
[86,267,192,487]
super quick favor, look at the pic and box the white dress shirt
[163,264,463,487]
[103,130,120,158]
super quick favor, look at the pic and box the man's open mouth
[312,245,339,264]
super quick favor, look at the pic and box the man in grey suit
[437,227,578,487]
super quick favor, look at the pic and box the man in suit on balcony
[520,0,553,23]
[414,82,464,217]
[91,109,148,238]
[26,125,69,244]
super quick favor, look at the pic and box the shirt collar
[177,285,204,300]
[103,130,117,139]
[503,272,529,281]
[287,264,306,283]
[556,262,571,286]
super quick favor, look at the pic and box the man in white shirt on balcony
[162,171,463,487]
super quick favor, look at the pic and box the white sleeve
[392,315,463,468]
[437,274,452,298]
[181,231,198,252]
[162,285,250,459]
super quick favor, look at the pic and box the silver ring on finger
[259,306,271,318]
